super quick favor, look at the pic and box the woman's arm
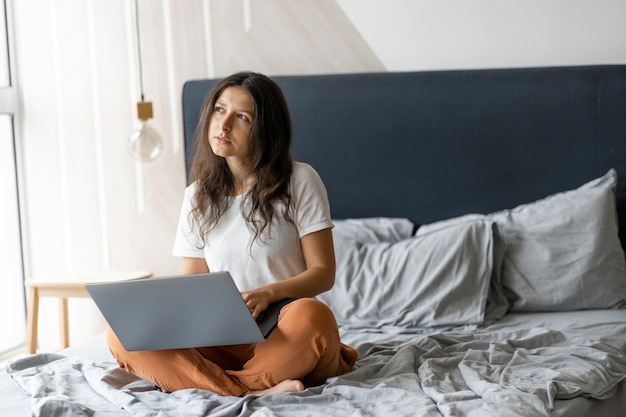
[180,257,210,275]
[241,227,335,318]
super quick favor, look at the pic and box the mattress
[3,309,625,417]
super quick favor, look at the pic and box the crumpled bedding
[8,328,626,417]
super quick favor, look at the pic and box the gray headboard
[182,65,626,245]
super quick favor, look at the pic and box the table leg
[59,297,69,349]
[25,286,39,354]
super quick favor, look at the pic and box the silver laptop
[86,271,294,351]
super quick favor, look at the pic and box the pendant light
[128,0,163,162]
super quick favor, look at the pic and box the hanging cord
[134,0,145,101]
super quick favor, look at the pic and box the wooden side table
[24,270,152,354]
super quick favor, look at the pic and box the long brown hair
[188,71,294,246]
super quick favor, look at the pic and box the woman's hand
[241,288,272,320]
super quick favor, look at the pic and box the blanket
[8,328,626,417]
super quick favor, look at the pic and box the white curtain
[12,0,210,348]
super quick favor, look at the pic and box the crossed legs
[107,298,357,396]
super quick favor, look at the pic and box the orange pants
[106,298,357,396]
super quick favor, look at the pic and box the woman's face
[208,86,255,166]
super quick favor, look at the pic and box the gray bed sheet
[2,310,626,417]
[0,332,113,416]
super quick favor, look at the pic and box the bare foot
[246,379,305,396]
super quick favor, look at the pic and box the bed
[3,65,626,417]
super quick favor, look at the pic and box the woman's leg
[228,298,357,391]
[106,326,253,396]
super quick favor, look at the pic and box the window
[0,115,25,354]
[0,0,26,356]
[0,0,8,86]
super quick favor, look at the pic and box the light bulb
[128,101,163,162]
[128,119,163,162]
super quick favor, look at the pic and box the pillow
[318,219,495,328]
[331,218,416,282]
[490,169,626,312]
[417,217,509,322]
[332,217,416,244]
[417,169,626,312]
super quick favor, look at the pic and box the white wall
[11,0,626,351]
[336,0,626,71]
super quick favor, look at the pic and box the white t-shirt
[172,161,333,291]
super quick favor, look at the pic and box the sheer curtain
[0,114,26,355]
[11,0,209,350]
[0,0,25,356]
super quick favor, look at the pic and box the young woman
[106,71,357,396]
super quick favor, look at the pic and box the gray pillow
[490,169,626,311]
[332,217,415,243]
[417,169,626,312]
[320,219,495,328]
[416,217,509,322]
[331,217,415,287]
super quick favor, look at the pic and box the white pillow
[320,219,495,328]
